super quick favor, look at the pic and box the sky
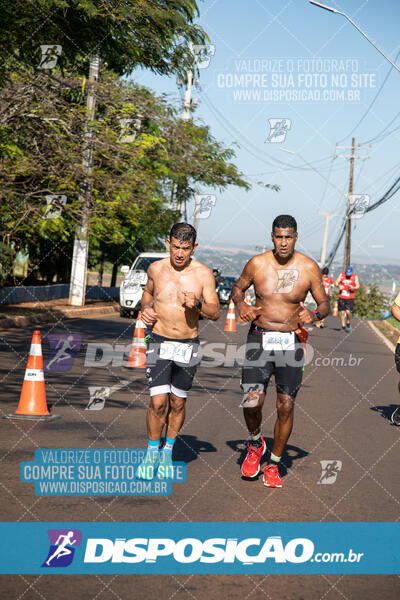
[132,0,400,269]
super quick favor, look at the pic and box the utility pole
[193,193,200,231]
[182,56,193,123]
[336,138,370,270]
[344,138,355,270]
[319,211,341,267]
[69,55,100,306]
[176,43,194,221]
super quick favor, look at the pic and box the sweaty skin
[232,250,329,330]
[232,226,330,460]
[139,236,220,444]
[141,247,220,338]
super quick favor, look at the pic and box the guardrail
[0,285,119,305]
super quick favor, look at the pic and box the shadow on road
[226,438,308,480]
[173,434,217,464]
[370,404,400,423]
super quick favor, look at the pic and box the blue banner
[0,522,398,574]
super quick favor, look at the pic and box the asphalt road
[0,311,399,599]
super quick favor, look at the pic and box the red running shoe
[263,464,283,488]
[241,436,266,478]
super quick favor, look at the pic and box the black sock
[250,433,262,448]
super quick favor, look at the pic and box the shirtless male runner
[137,222,220,478]
[232,214,330,488]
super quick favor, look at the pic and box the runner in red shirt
[316,267,335,329]
[335,266,360,333]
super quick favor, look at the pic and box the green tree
[353,282,390,319]
[0,0,208,85]
[0,71,258,285]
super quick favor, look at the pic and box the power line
[338,48,400,143]
[324,173,400,267]
[202,92,336,172]
[362,119,400,145]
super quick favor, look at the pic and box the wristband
[313,311,322,321]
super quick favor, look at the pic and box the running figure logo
[349,194,370,219]
[42,529,82,567]
[44,194,67,219]
[317,460,342,484]
[38,45,62,69]
[194,194,216,220]
[45,334,82,372]
[265,118,291,143]
[274,269,299,294]
[192,44,215,69]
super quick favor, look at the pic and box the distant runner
[335,266,360,333]
[137,223,220,479]
[316,267,335,329]
[390,292,400,426]
[232,215,329,488]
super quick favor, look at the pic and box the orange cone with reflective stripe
[5,330,59,421]
[332,301,338,317]
[126,311,147,368]
[224,300,237,332]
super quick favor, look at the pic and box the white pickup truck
[119,252,169,318]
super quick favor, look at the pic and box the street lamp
[309,1,400,74]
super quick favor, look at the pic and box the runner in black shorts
[146,332,200,399]
[335,266,359,333]
[137,223,220,479]
[241,325,305,401]
[232,215,329,488]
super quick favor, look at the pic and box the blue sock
[147,439,160,450]
[163,436,176,453]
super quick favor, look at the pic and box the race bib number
[262,331,295,351]
[341,289,350,297]
[159,341,193,363]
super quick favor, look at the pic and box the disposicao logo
[42,529,82,567]
[83,536,314,564]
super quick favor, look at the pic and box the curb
[0,303,119,330]
[368,320,396,353]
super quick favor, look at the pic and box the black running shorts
[338,298,354,312]
[146,332,200,398]
[241,325,305,399]
[395,343,400,374]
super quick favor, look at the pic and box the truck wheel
[120,307,128,318]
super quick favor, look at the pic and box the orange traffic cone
[332,301,338,317]
[5,330,59,421]
[224,300,237,332]
[238,291,252,322]
[125,311,147,368]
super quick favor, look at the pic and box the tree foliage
[0,71,253,284]
[0,0,208,85]
[353,282,390,320]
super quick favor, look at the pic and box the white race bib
[262,331,295,351]
[341,289,350,297]
[159,341,193,364]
